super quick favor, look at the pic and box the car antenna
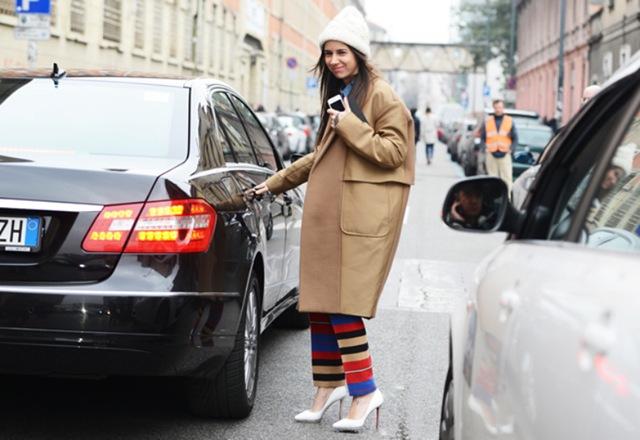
[50,62,66,87]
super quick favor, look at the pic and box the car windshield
[517,126,553,148]
[0,78,189,159]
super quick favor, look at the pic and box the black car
[0,69,307,418]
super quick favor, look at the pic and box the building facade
[0,0,361,113]
[589,0,640,85]
[515,0,592,124]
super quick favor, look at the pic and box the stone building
[515,0,593,124]
[0,0,362,113]
[588,0,640,85]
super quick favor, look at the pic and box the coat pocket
[340,181,390,237]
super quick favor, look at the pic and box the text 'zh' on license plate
[0,216,41,252]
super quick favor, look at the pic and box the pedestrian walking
[420,106,437,165]
[481,98,518,193]
[252,5,415,433]
[411,107,421,146]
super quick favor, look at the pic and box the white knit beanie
[318,6,371,58]
[611,142,637,175]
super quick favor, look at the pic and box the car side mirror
[290,153,305,163]
[442,177,509,232]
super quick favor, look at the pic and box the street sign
[15,13,50,40]
[15,0,51,14]
[482,84,491,98]
[305,76,318,89]
[14,26,50,40]
[286,57,298,69]
[17,13,49,27]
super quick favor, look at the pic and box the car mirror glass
[442,177,509,232]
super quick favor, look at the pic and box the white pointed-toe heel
[294,386,348,423]
[332,389,383,432]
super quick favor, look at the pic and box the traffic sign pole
[15,0,51,67]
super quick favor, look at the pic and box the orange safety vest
[485,115,513,153]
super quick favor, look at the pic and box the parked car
[277,114,307,154]
[439,56,640,439]
[447,118,475,163]
[256,111,291,159]
[512,123,554,178]
[459,110,547,178]
[0,68,308,419]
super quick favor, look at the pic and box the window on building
[133,0,146,50]
[183,3,195,62]
[152,0,163,54]
[70,0,86,34]
[229,14,236,74]
[620,44,632,69]
[603,52,613,78]
[209,5,218,65]
[169,1,178,58]
[103,0,122,43]
[220,8,227,71]
[50,0,58,27]
[0,0,14,15]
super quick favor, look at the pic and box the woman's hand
[253,182,270,195]
[244,182,270,201]
[327,96,351,128]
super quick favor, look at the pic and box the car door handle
[582,322,616,355]
[498,290,520,323]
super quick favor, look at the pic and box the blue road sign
[305,77,318,89]
[286,57,298,69]
[482,83,491,98]
[15,0,51,14]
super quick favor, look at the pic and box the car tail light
[82,199,216,254]
[303,127,311,136]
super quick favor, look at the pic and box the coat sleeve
[264,151,315,195]
[334,89,412,169]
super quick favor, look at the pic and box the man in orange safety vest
[480,99,518,193]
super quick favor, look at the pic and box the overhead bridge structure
[369,41,477,74]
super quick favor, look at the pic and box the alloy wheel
[243,285,259,399]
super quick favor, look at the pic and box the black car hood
[0,154,184,205]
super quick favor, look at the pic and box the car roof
[484,108,540,118]
[0,68,234,90]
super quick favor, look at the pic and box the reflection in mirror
[442,177,508,232]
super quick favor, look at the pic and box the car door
[462,76,640,440]
[210,91,286,312]
[226,93,298,303]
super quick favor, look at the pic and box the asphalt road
[1,144,504,440]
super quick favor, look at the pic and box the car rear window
[0,78,188,159]
[518,126,553,148]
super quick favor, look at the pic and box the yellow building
[0,0,362,113]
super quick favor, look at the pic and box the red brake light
[303,127,311,136]
[82,199,217,254]
[82,203,143,252]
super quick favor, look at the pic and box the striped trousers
[309,313,377,397]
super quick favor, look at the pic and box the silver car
[439,54,640,439]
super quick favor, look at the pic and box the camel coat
[265,78,415,318]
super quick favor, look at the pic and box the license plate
[0,216,41,252]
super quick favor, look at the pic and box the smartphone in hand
[327,94,346,112]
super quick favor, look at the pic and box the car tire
[275,297,309,329]
[186,272,261,419]
[439,367,455,440]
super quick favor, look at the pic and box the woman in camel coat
[253,6,415,432]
